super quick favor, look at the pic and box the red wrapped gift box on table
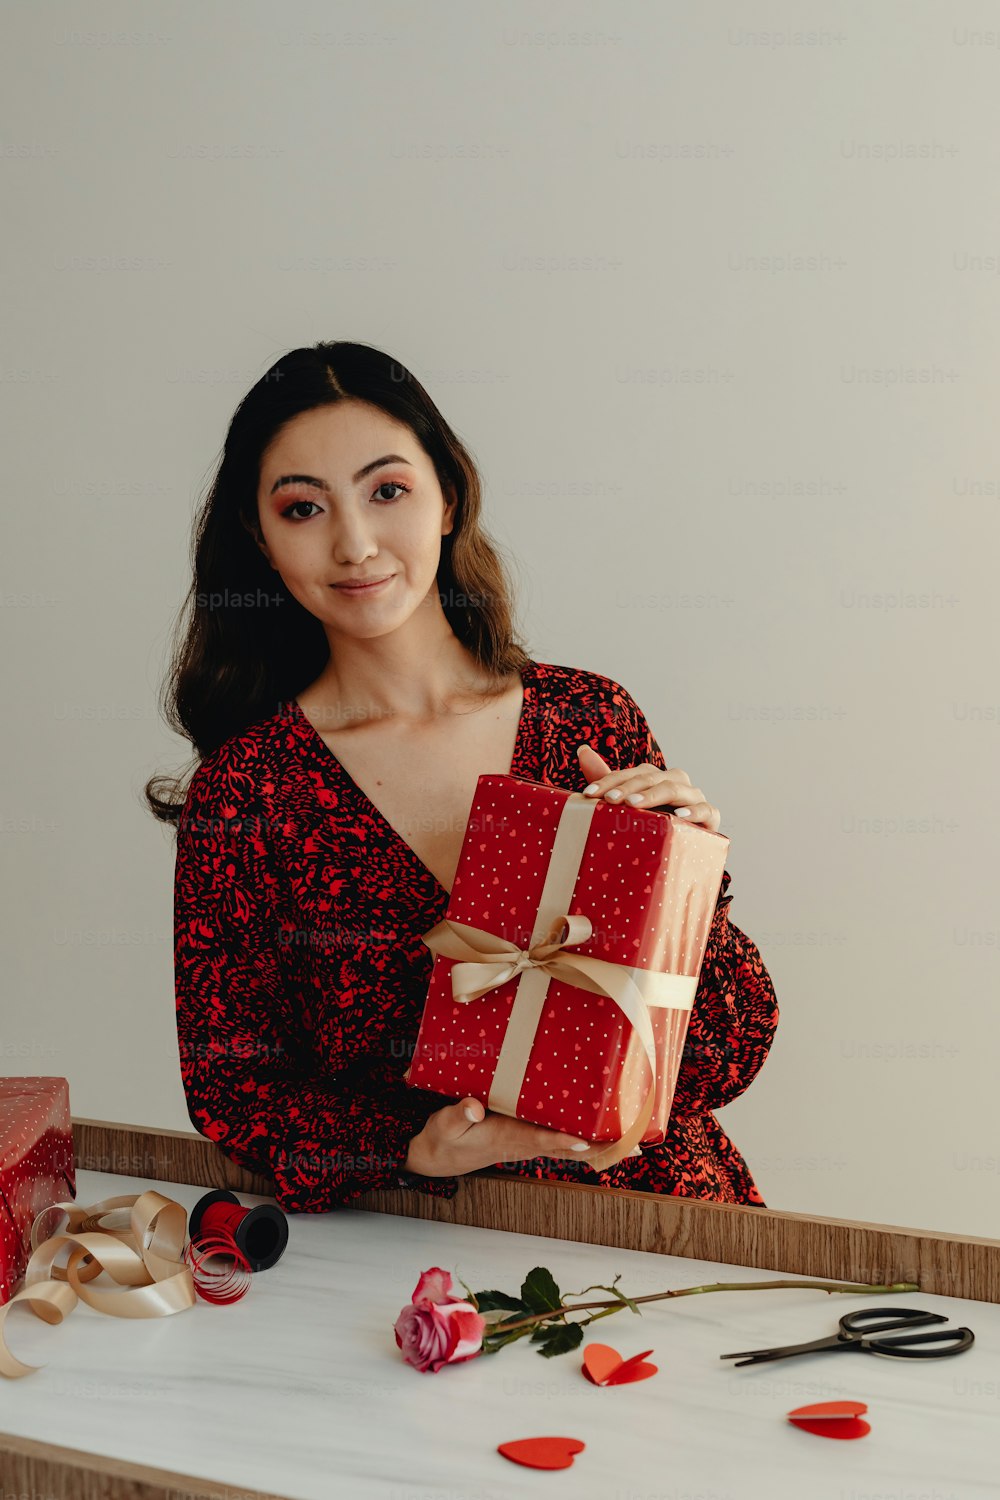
[0,1077,76,1305]
[404,774,730,1171]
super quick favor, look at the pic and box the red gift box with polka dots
[0,1077,75,1306]
[405,773,729,1146]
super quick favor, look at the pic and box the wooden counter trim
[0,1429,292,1500]
[73,1117,1000,1303]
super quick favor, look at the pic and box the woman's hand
[576,744,722,834]
[403,1096,597,1177]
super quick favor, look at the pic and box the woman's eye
[373,481,410,503]
[280,482,410,520]
[281,500,321,520]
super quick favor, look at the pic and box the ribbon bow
[449,912,598,1000]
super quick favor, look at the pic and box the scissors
[720,1306,974,1368]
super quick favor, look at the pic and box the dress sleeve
[173,756,460,1212]
[609,683,780,1117]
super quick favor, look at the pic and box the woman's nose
[332,524,379,565]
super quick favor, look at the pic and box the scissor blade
[720,1334,848,1365]
[724,1353,792,1368]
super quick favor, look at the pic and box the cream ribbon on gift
[420,790,699,1173]
[0,1191,195,1379]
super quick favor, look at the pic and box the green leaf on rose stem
[480,1308,521,1328]
[589,1282,641,1316]
[480,1326,534,1355]
[493,1312,530,1331]
[529,1321,557,1342]
[531,1323,585,1358]
[471,1289,526,1314]
[564,1273,641,1317]
[454,1274,479,1309]
[520,1266,562,1315]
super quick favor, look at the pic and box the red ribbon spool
[188,1189,288,1271]
[185,1189,288,1305]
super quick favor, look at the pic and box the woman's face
[252,400,456,641]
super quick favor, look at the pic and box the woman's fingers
[521,1123,591,1156]
[488,1114,590,1154]
[425,1101,641,1174]
[447,1101,592,1169]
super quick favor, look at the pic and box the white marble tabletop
[1,1168,997,1499]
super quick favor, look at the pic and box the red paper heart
[582,1342,658,1386]
[498,1437,585,1470]
[787,1400,870,1440]
[789,1417,870,1440]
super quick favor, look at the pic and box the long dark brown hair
[145,340,532,827]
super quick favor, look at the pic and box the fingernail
[464,1106,478,1122]
[583,783,599,796]
[571,1141,590,1151]
[674,807,692,818]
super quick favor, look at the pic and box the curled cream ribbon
[421,790,699,1173]
[0,1190,195,1379]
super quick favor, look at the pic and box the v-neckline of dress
[287,658,539,902]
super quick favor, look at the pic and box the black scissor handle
[840,1308,974,1358]
[839,1307,949,1337]
[864,1326,975,1358]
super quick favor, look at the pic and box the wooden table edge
[72,1115,999,1301]
[0,1428,292,1500]
[6,1115,995,1500]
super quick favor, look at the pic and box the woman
[152,340,778,1214]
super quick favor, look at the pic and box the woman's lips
[331,575,394,594]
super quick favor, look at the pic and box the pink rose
[394,1266,486,1374]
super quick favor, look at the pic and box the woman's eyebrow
[269,454,415,496]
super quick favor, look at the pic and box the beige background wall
[2,0,997,1240]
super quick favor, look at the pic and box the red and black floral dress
[174,658,779,1213]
